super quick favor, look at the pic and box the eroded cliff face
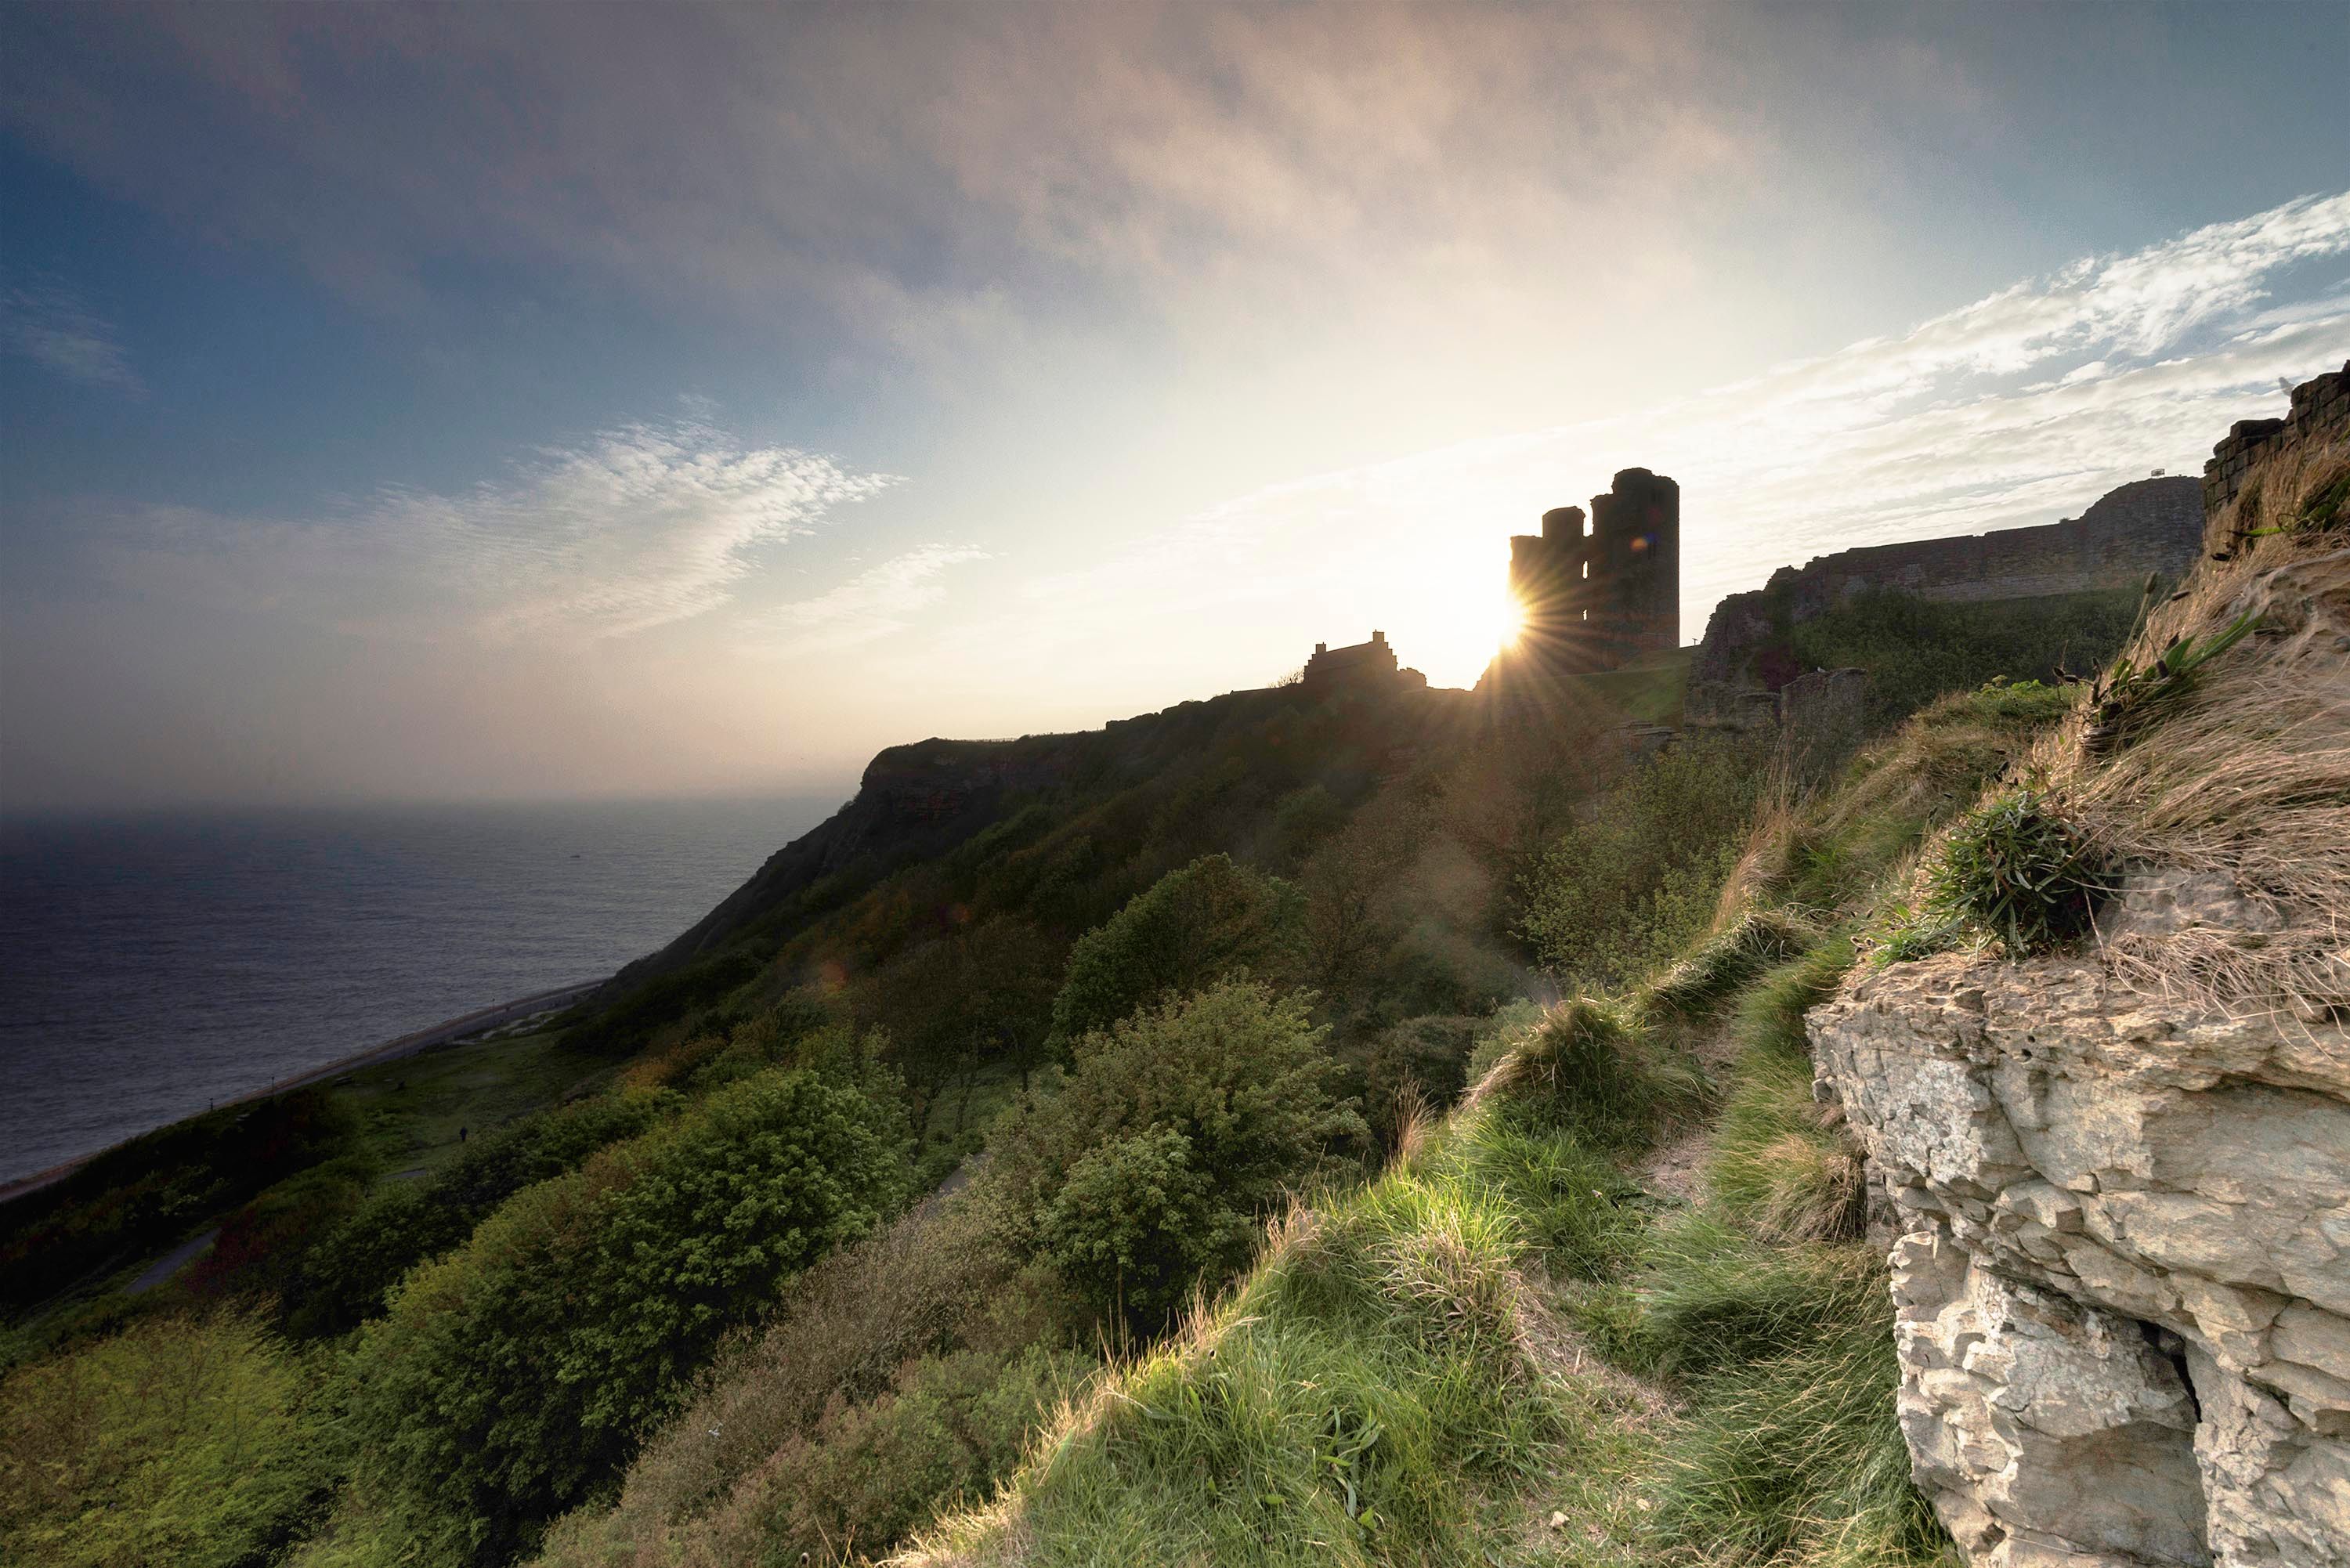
[1809,896,2350,1566]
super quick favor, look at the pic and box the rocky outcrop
[1809,898,2350,1566]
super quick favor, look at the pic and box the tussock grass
[895,1149,1572,1567]
[1462,998,1705,1150]
[1643,906,1817,1024]
[2041,435,2350,1012]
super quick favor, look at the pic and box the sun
[1372,544,1523,688]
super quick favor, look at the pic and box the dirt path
[128,1227,218,1295]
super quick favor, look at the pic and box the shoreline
[0,977,606,1206]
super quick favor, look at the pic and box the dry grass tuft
[2037,435,2350,1014]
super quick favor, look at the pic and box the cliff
[1809,363,2350,1567]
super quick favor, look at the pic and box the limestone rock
[1811,937,2350,1566]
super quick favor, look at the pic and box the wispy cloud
[973,191,2350,688]
[2,281,144,394]
[754,544,989,656]
[101,416,898,643]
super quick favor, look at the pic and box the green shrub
[732,1346,1087,1562]
[1515,738,1766,991]
[1925,784,2105,955]
[1047,854,1305,1053]
[990,981,1365,1325]
[347,1068,911,1563]
[287,1092,667,1339]
[0,1309,342,1568]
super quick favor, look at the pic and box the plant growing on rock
[1922,784,2105,956]
[2077,612,2256,756]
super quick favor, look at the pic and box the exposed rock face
[1809,912,2350,1566]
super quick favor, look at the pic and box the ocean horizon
[0,792,843,1185]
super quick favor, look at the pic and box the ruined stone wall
[1506,467,1679,677]
[2203,357,2350,519]
[1692,476,2202,690]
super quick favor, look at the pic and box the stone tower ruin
[1507,468,1680,674]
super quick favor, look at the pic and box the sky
[2,2,2346,814]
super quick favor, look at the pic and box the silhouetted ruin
[1301,630,1427,695]
[1506,468,1680,676]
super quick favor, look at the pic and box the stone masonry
[2202,358,2350,518]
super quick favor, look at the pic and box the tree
[1047,854,1303,1054]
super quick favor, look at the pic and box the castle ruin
[1506,468,1681,675]
[1300,630,1427,694]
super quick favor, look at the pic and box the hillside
[8,374,2338,1568]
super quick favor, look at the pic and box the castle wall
[1506,468,1680,677]
[2203,358,2350,519]
[1693,475,2203,688]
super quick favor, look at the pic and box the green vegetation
[1514,736,1768,991]
[5,593,2107,1568]
[0,1309,342,1568]
[345,1067,911,1563]
[1893,783,2104,958]
[1047,853,1303,1053]
[284,1090,668,1339]
[2079,611,2257,756]
[1,1089,362,1317]
[1789,585,2143,730]
[990,981,1367,1326]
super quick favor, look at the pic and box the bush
[0,1309,342,1568]
[1047,854,1304,1053]
[1925,784,2105,955]
[731,1346,1087,1563]
[346,1068,911,1563]
[1515,738,1766,991]
[990,981,1365,1325]
[287,1092,667,1338]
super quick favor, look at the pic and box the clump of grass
[1705,945,1871,1246]
[1465,998,1704,1151]
[1641,907,1816,1024]
[1446,1114,1647,1281]
[1919,783,2104,956]
[898,1158,1567,1566]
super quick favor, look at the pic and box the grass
[888,681,2072,1568]
[1570,649,1694,727]
[2045,433,2350,1013]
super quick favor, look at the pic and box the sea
[0,793,844,1186]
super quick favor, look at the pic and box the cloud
[2,281,144,394]
[975,190,2350,687]
[99,415,898,643]
[0,5,1751,359]
[754,544,989,656]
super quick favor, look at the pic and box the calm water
[0,794,842,1184]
